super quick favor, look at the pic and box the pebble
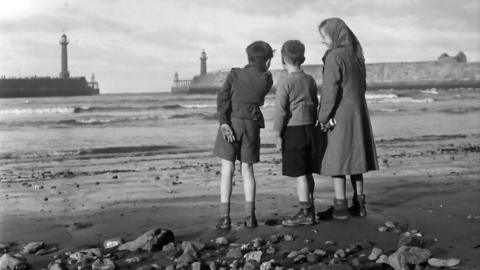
[428,258,460,268]
[104,238,124,249]
[293,255,306,264]
[385,221,396,228]
[298,247,310,254]
[244,260,260,270]
[334,249,346,258]
[306,253,319,263]
[252,238,266,248]
[324,240,336,245]
[313,249,326,256]
[375,254,389,264]
[125,257,141,264]
[283,234,294,242]
[260,260,274,270]
[265,246,276,255]
[287,251,299,259]
[378,226,388,232]
[192,261,201,270]
[368,247,383,261]
[91,258,115,270]
[23,242,44,254]
[226,248,243,259]
[48,262,66,270]
[215,237,228,246]
[244,251,262,263]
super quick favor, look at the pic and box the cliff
[187,60,480,94]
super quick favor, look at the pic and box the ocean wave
[0,107,77,115]
[421,88,439,94]
[169,112,217,120]
[365,94,399,100]
[180,104,216,109]
[367,96,434,104]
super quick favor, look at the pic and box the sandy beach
[1,125,480,269]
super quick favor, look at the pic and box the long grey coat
[318,47,379,175]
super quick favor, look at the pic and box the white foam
[181,104,216,109]
[0,107,75,115]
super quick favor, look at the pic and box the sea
[1,88,479,165]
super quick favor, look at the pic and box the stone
[118,228,174,252]
[192,261,202,270]
[266,246,276,255]
[244,260,260,270]
[397,233,427,248]
[91,258,115,270]
[181,241,199,259]
[48,262,66,270]
[306,253,319,263]
[104,238,124,249]
[283,234,294,242]
[162,242,177,252]
[375,254,388,264]
[260,260,274,270]
[287,251,299,259]
[23,242,45,254]
[176,253,196,264]
[385,221,396,228]
[166,264,175,270]
[69,248,101,262]
[215,237,229,246]
[368,247,383,261]
[428,258,460,268]
[252,238,266,248]
[324,240,336,245]
[350,258,361,267]
[334,249,346,258]
[226,248,243,259]
[208,261,216,270]
[313,249,326,256]
[298,247,310,254]
[377,226,388,232]
[244,251,262,263]
[0,254,28,270]
[386,246,431,270]
[293,255,306,264]
[270,234,282,244]
[125,257,141,264]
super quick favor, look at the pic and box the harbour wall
[187,60,480,94]
[0,77,99,98]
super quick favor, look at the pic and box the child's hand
[220,124,236,143]
[276,136,283,151]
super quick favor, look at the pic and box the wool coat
[318,47,379,175]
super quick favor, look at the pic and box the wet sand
[1,132,479,269]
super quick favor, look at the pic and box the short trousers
[213,118,261,163]
[282,125,319,177]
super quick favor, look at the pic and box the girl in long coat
[317,18,378,219]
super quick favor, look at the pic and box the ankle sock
[220,202,230,218]
[245,201,255,217]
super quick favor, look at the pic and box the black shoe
[244,215,258,228]
[317,206,334,220]
[216,216,231,230]
[333,199,350,220]
[282,207,315,226]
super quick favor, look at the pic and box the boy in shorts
[213,41,274,230]
[273,40,319,226]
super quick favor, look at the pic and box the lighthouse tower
[200,50,207,76]
[59,34,70,79]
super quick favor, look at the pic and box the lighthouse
[200,50,207,76]
[59,34,70,79]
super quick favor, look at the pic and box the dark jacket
[217,64,273,128]
[318,47,378,175]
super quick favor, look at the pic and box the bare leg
[351,174,364,196]
[332,175,346,200]
[241,162,256,202]
[220,159,235,203]
[296,175,310,202]
[332,175,349,219]
[306,174,315,204]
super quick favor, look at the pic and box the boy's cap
[281,40,305,65]
[246,41,274,62]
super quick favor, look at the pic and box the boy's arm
[217,70,235,125]
[264,71,273,96]
[273,80,289,137]
[318,51,343,123]
[311,78,319,116]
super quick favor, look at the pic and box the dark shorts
[213,118,261,163]
[282,125,319,177]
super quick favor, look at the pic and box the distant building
[438,51,467,63]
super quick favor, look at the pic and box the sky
[0,0,479,94]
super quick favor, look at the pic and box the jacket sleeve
[273,80,289,135]
[217,69,235,125]
[311,78,319,120]
[318,52,343,123]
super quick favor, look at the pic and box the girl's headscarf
[319,18,365,66]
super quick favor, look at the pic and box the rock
[386,246,431,270]
[192,261,202,270]
[181,241,199,259]
[244,251,262,263]
[313,249,326,256]
[215,237,229,246]
[270,234,282,244]
[176,253,196,264]
[385,221,396,228]
[397,233,428,248]
[283,234,294,242]
[166,264,175,270]
[287,251,299,259]
[368,247,383,261]
[298,247,310,255]
[393,228,403,234]
[260,260,274,270]
[0,254,28,270]
[48,262,66,270]
[375,254,388,264]
[125,257,142,264]
[69,248,101,262]
[23,242,45,254]
[252,238,266,248]
[293,255,306,264]
[306,253,319,263]
[226,248,243,259]
[350,258,361,267]
[266,246,276,255]
[208,261,216,270]
[377,226,388,232]
[229,260,239,270]
[104,238,124,249]
[428,258,460,268]
[324,240,336,245]
[91,258,115,270]
[334,249,346,258]
[162,242,177,252]
[118,228,174,252]
[244,260,260,270]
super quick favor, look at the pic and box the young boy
[273,40,319,226]
[213,41,274,230]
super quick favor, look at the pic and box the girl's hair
[281,40,305,66]
[246,41,274,70]
[318,18,365,64]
